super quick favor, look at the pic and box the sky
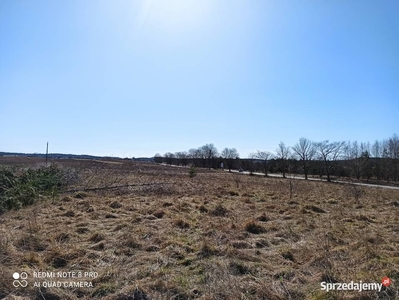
[1,0,398,158]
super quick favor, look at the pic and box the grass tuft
[209,203,228,216]
[244,220,265,234]
[174,218,190,229]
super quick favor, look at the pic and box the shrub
[21,164,64,192]
[189,165,197,178]
[0,164,67,212]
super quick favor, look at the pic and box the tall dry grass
[0,159,398,299]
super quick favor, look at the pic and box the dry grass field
[0,158,398,300]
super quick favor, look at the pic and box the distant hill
[0,152,154,162]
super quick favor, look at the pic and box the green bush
[0,167,16,195]
[0,164,66,213]
[189,165,197,178]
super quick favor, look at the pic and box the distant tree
[275,142,290,178]
[360,149,372,180]
[345,141,370,180]
[164,152,175,166]
[371,140,382,158]
[175,151,188,167]
[344,141,361,179]
[255,151,273,176]
[292,138,315,180]
[154,153,163,164]
[246,153,258,175]
[316,140,345,182]
[381,145,392,181]
[221,148,240,172]
[201,144,218,169]
[387,134,399,182]
[188,148,201,167]
[369,140,382,179]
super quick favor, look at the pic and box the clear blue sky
[1,0,398,158]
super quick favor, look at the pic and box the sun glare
[137,0,213,34]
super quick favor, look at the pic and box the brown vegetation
[0,158,398,299]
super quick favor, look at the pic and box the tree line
[154,134,399,183]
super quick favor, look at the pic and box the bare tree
[292,138,315,180]
[371,140,381,158]
[360,143,372,180]
[221,148,240,172]
[188,148,201,167]
[344,141,369,179]
[275,142,290,178]
[369,140,382,179]
[175,151,188,167]
[345,141,370,180]
[247,152,257,175]
[255,150,273,176]
[345,141,359,178]
[387,134,399,181]
[201,144,218,169]
[164,152,175,166]
[316,140,345,182]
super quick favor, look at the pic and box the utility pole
[46,142,49,165]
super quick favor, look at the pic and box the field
[0,158,398,300]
